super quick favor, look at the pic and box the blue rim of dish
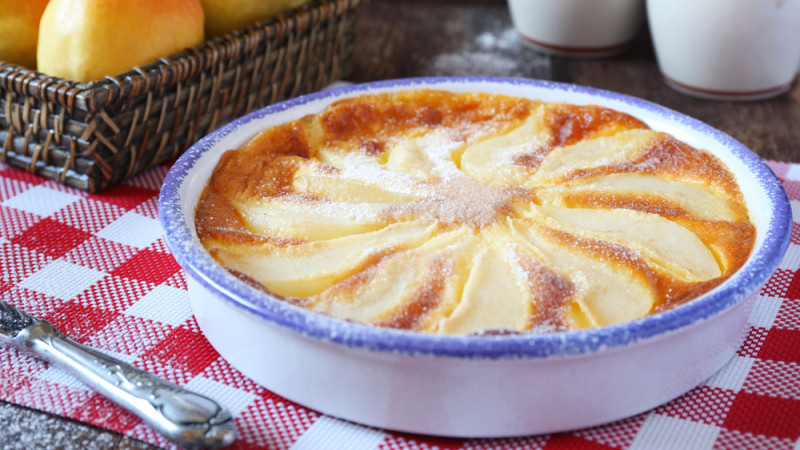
[159,76,792,359]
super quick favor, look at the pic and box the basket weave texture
[0,0,362,192]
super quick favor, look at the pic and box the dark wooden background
[2,0,799,448]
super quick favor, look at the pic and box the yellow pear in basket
[0,0,49,69]
[37,0,204,83]
[199,0,311,38]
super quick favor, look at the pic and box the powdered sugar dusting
[425,24,550,77]
[476,28,520,52]
[318,123,533,228]
[340,160,425,197]
[410,176,526,227]
[506,243,573,329]
[299,197,388,222]
[292,171,530,228]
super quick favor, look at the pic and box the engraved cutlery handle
[7,319,236,448]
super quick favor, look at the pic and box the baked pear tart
[195,89,755,335]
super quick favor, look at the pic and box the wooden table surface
[2,1,799,448]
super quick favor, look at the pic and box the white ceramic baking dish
[158,77,791,438]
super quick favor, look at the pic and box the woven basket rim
[0,0,361,112]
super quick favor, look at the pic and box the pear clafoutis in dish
[195,90,755,336]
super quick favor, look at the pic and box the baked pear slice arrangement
[196,90,755,335]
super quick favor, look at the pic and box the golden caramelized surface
[196,89,755,335]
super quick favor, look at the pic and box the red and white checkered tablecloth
[0,160,798,449]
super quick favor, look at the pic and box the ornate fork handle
[7,319,236,448]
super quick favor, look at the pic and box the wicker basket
[0,0,363,192]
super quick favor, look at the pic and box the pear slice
[308,228,477,329]
[211,221,439,298]
[511,219,656,328]
[459,108,549,186]
[537,173,738,223]
[435,241,532,335]
[291,160,420,204]
[384,129,465,179]
[534,205,721,281]
[233,196,393,241]
[314,146,442,201]
[436,223,579,335]
[530,129,655,186]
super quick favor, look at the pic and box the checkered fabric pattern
[1,160,799,450]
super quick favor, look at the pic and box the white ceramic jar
[508,0,645,57]
[647,0,800,100]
